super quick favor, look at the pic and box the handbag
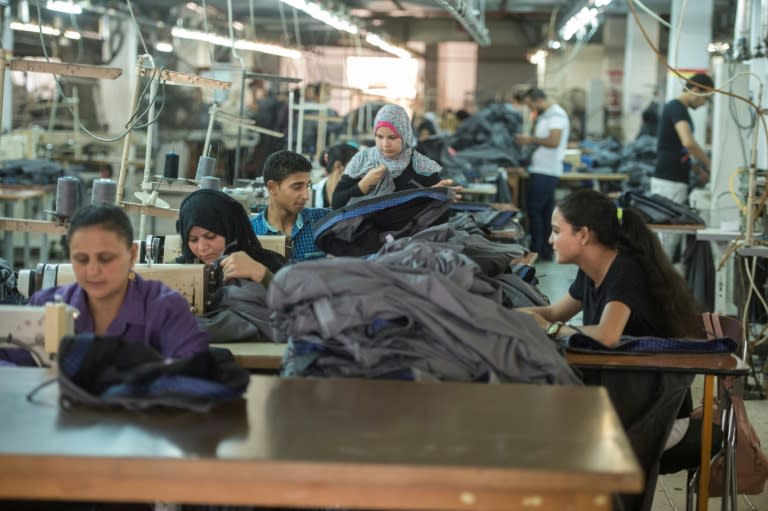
[703,312,768,496]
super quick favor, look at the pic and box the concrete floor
[534,261,768,510]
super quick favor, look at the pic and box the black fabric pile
[57,335,250,412]
[269,238,578,385]
[618,190,705,225]
[0,159,65,185]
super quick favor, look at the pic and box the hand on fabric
[358,164,387,193]
[220,251,268,283]
[433,179,463,200]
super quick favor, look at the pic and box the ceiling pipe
[433,0,491,46]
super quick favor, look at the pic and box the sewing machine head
[0,303,77,365]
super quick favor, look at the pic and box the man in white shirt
[515,88,570,261]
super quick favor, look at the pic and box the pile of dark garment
[579,134,658,193]
[270,223,570,384]
[0,159,66,185]
[438,103,526,187]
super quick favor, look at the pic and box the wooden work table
[0,367,642,510]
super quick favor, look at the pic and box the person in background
[177,189,285,286]
[515,87,570,261]
[251,150,330,262]
[652,73,713,199]
[332,103,456,209]
[14,204,209,365]
[519,189,706,511]
[313,143,359,208]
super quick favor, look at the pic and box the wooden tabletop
[215,341,285,370]
[566,351,749,376]
[0,367,642,510]
[0,188,47,201]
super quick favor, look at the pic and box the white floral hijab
[344,104,442,179]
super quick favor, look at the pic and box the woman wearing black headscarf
[177,189,285,286]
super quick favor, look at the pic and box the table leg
[2,202,13,266]
[23,200,31,267]
[698,374,715,511]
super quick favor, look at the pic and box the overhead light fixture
[364,33,411,59]
[279,0,359,34]
[46,0,82,15]
[708,41,730,54]
[547,40,562,50]
[171,27,302,59]
[63,30,81,40]
[528,49,548,65]
[560,6,599,41]
[592,0,613,7]
[10,21,60,36]
[155,41,174,53]
[433,0,491,46]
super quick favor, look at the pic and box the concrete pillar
[98,14,138,135]
[437,42,477,111]
[665,0,713,150]
[1,5,12,135]
[622,10,659,143]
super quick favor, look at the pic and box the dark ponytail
[557,189,703,338]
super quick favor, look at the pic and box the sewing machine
[0,303,77,365]
[17,263,216,315]
[137,234,286,263]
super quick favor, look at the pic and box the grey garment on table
[199,278,275,342]
[269,244,580,385]
[379,223,528,277]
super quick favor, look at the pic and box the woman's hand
[220,251,267,283]
[433,178,463,200]
[358,164,387,194]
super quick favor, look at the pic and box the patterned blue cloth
[251,207,329,263]
[567,333,737,354]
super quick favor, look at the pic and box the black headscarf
[176,189,285,273]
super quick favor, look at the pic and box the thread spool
[91,178,117,204]
[55,176,80,217]
[200,176,221,190]
[164,151,179,179]
[195,155,216,180]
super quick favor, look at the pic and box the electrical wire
[32,0,162,143]
[631,0,672,29]
[201,0,217,65]
[125,0,150,57]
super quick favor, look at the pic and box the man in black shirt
[652,73,713,201]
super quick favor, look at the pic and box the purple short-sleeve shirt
[29,274,209,358]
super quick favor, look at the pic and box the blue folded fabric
[567,333,737,354]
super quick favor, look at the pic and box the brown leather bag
[708,394,768,496]
[702,313,768,496]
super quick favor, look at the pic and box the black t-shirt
[654,99,693,183]
[568,251,657,337]
[332,159,440,209]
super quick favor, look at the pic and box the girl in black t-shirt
[520,188,702,345]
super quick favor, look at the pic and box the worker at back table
[520,188,704,511]
[251,150,330,263]
[331,103,457,209]
[313,142,359,208]
[177,188,285,286]
[1,204,210,367]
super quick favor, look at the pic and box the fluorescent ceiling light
[561,6,599,41]
[171,27,301,59]
[155,41,174,53]
[63,30,81,40]
[10,21,60,36]
[46,0,82,14]
[365,33,411,59]
[280,0,359,34]
[592,0,613,7]
[528,49,548,65]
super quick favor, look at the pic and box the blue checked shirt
[251,207,330,263]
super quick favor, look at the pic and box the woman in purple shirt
[28,203,209,359]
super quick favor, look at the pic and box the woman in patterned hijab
[331,104,454,208]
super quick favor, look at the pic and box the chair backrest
[702,312,746,360]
